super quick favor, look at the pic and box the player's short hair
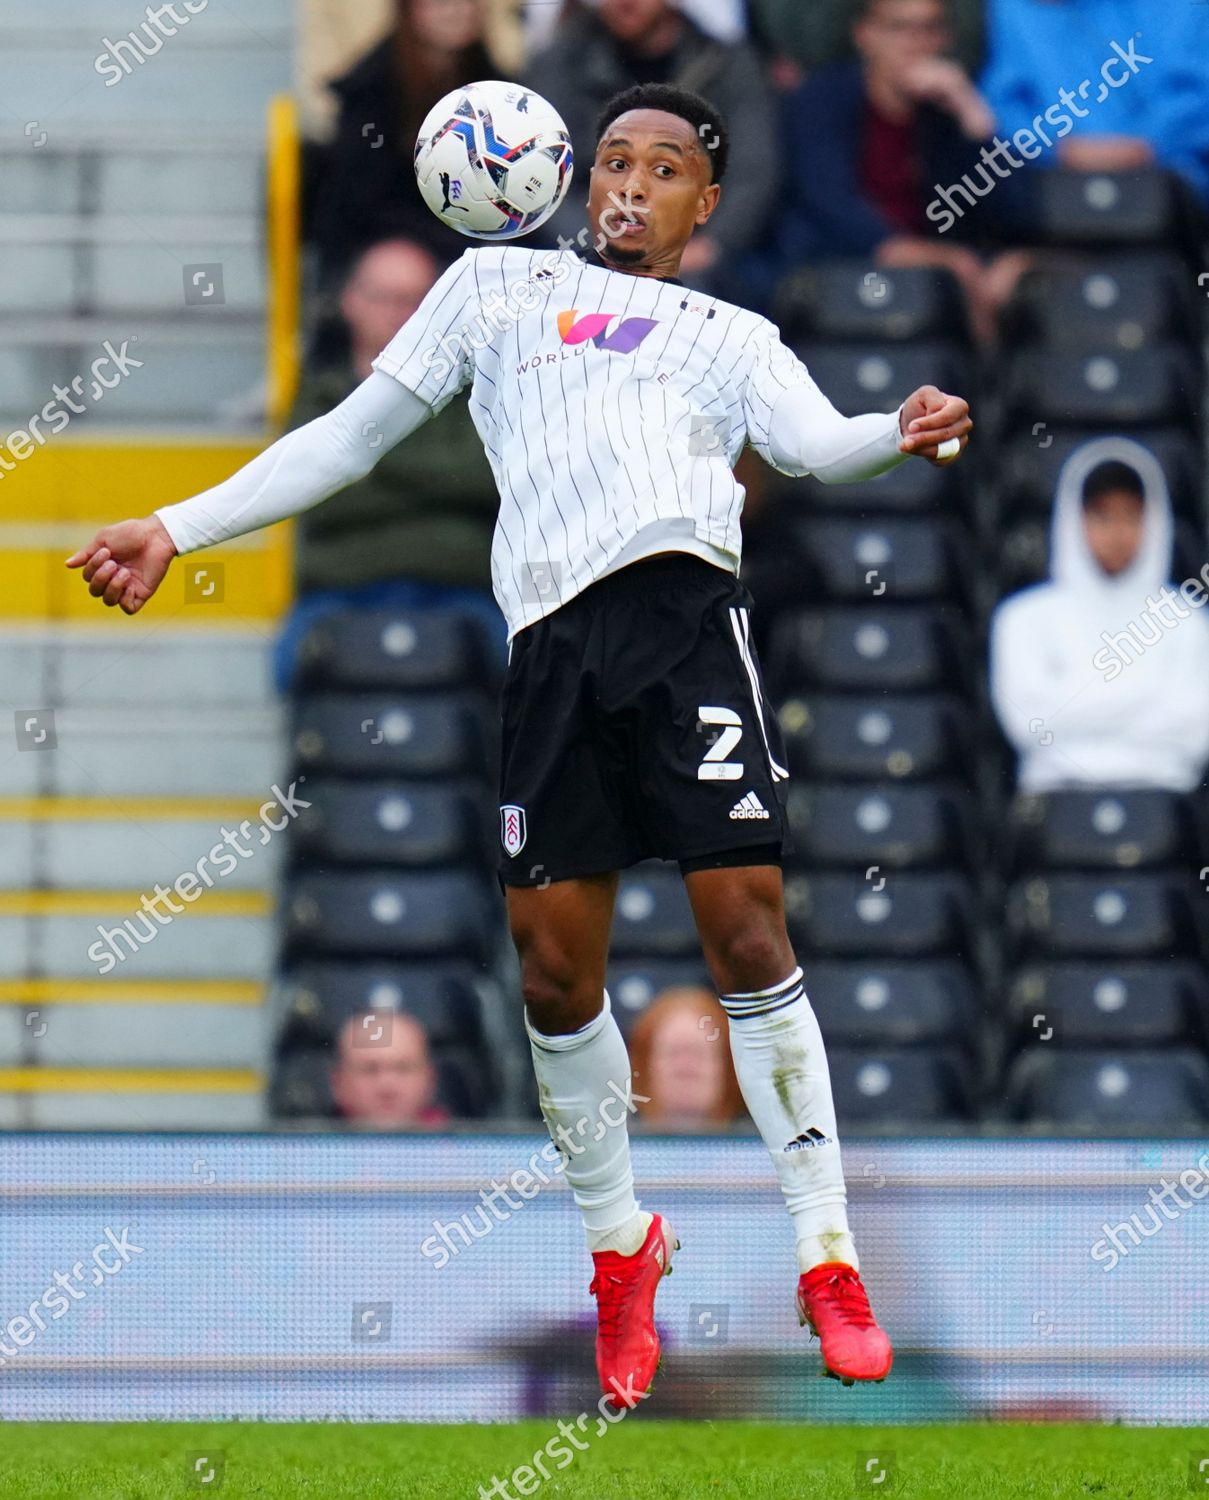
[1082,459,1145,507]
[595,84,729,185]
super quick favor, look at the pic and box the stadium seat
[767,606,970,696]
[783,872,976,958]
[274,961,490,1049]
[1007,1047,1209,1127]
[784,782,976,870]
[295,608,495,692]
[291,692,491,778]
[828,1046,974,1123]
[1002,256,1197,353]
[1007,961,1209,1049]
[806,958,980,1047]
[996,426,1202,527]
[1003,346,1200,431]
[290,778,491,868]
[1006,790,1202,873]
[780,454,966,515]
[781,516,974,606]
[283,869,498,963]
[779,693,971,781]
[609,866,701,958]
[605,957,715,1033]
[993,515,1209,600]
[1005,874,1202,960]
[794,342,970,420]
[1027,168,1194,251]
[774,263,969,345]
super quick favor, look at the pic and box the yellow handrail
[264,91,302,613]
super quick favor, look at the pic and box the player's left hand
[899,386,972,466]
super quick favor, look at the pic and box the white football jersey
[372,246,831,640]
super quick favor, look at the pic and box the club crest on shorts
[500,804,527,856]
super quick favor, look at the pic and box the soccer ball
[414,80,573,241]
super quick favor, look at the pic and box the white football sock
[526,992,649,1256]
[720,966,859,1274]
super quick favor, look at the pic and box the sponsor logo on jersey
[500,804,527,856]
[557,309,661,355]
[783,1127,833,1153]
[729,791,770,820]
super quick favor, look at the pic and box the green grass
[0,1422,1202,1499]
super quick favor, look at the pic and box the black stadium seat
[783,517,973,606]
[807,959,980,1048]
[1008,1048,1209,1127]
[291,778,491,868]
[291,693,491,778]
[785,782,976,870]
[284,869,497,963]
[296,609,494,692]
[784,872,976,958]
[1003,257,1197,352]
[1028,168,1193,251]
[609,866,701,958]
[1005,874,1202,960]
[828,1046,974,1123]
[1007,961,1209,1049]
[767,607,970,695]
[785,454,966,515]
[795,342,969,420]
[274,961,490,1049]
[1006,790,1202,874]
[774,264,969,345]
[605,957,715,1033]
[779,693,971,781]
[1003,346,1200,431]
[994,515,1209,601]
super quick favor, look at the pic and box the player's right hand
[65,516,177,614]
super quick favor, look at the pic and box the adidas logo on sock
[783,1127,834,1153]
[729,791,770,820]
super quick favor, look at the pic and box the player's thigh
[683,862,796,996]
[506,872,620,1033]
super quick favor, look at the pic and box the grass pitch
[0,1421,1199,1498]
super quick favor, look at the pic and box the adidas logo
[729,791,770,820]
[783,1127,834,1153]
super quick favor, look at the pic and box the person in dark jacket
[775,0,1030,343]
[526,0,776,297]
[273,238,503,691]
[308,0,501,290]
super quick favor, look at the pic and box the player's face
[587,110,720,277]
[1083,490,1145,576]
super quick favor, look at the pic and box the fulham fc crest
[500,804,527,856]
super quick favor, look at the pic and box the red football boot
[589,1213,677,1410]
[796,1261,893,1385]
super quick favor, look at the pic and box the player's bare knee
[706,916,795,996]
[519,954,603,1036]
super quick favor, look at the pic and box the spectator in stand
[526,0,776,295]
[629,987,745,1130]
[309,0,502,289]
[990,438,1209,794]
[773,0,1031,344]
[331,1010,451,1126]
[978,0,1209,208]
[750,0,984,82]
[273,238,503,692]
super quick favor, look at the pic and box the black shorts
[496,552,793,890]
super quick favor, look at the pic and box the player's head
[341,239,439,361]
[330,1010,441,1126]
[588,85,727,274]
[1081,460,1146,576]
[854,0,951,77]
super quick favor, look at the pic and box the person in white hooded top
[990,435,1209,794]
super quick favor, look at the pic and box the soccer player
[68,83,971,1409]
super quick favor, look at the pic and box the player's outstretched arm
[65,372,432,615]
